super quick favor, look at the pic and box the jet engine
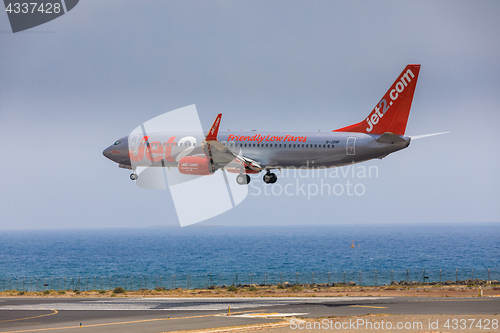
[178,156,212,175]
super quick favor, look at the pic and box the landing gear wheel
[236,174,250,185]
[130,173,138,181]
[263,172,277,184]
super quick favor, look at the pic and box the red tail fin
[334,64,421,135]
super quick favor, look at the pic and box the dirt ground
[1,284,499,298]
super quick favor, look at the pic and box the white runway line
[234,312,309,318]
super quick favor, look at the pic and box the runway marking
[410,298,492,302]
[247,313,279,316]
[350,305,387,309]
[0,310,58,324]
[235,312,308,318]
[0,311,262,333]
[231,310,266,314]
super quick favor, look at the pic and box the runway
[0,296,498,332]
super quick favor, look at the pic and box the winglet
[205,114,222,141]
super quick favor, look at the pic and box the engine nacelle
[178,156,212,175]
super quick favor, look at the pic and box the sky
[1,1,499,229]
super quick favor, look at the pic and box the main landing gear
[263,171,277,184]
[130,170,138,181]
[236,174,251,185]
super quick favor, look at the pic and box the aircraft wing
[202,114,262,173]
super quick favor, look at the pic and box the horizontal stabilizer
[410,132,450,140]
[376,132,407,144]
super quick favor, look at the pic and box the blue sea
[1,224,499,290]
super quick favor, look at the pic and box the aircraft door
[346,137,356,155]
[129,135,140,154]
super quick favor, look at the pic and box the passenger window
[323,145,326,148]
[327,145,330,148]
[266,144,268,147]
[279,144,282,147]
[314,144,317,148]
[253,144,255,147]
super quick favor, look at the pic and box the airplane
[103,64,445,185]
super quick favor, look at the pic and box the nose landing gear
[130,169,138,181]
[263,171,277,184]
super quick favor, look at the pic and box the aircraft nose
[102,147,113,160]
[103,138,129,164]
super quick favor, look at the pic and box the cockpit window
[114,140,121,146]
